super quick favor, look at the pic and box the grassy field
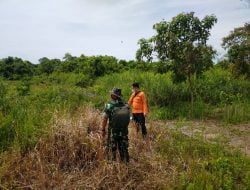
[0,69,250,189]
[0,107,249,189]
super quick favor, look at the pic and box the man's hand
[144,112,148,117]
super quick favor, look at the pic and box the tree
[84,56,119,77]
[222,23,250,79]
[60,53,83,73]
[0,57,35,80]
[136,38,153,62]
[136,12,217,105]
[38,57,61,74]
[63,53,76,62]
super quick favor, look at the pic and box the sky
[0,0,249,63]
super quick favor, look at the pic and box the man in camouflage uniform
[101,88,130,163]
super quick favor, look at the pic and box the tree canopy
[136,12,217,82]
[222,23,250,78]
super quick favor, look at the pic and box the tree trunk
[188,74,194,116]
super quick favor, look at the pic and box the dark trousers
[132,113,147,137]
[110,136,129,163]
[106,128,129,163]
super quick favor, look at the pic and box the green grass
[0,77,88,152]
[158,130,250,190]
[88,70,250,124]
[0,70,250,189]
[1,68,249,152]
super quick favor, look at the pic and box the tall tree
[222,23,250,79]
[136,38,153,62]
[136,12,217,105]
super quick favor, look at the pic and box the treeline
[0,54,171,81]
[0,54,120,80]
[0,53,248,82]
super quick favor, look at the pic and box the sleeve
[141,92,148,114]
[102,103,111,119]
[128,93,134,106]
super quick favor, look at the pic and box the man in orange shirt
[128,82,148,138]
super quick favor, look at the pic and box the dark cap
[132,82,140,88]
[110,88,122,97]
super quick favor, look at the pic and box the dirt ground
[149,120,250,156]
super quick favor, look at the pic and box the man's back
[104,99,130,136]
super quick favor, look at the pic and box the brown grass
[0,106,175,189]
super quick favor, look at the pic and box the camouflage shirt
[103,99,129,136]
[103,99,125,123]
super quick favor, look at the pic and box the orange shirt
[128,91,148,114]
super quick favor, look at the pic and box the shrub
[196,68,250,105]
[47,72,93,87]
[89,69,250,122]
[16,81,31,96]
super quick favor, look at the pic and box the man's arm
[101,116,108,137]
[128,93,134,106]
[101,103,110,137]
[141,92,148,116]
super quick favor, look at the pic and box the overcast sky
[0,0,249,63]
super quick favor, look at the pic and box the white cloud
[0,0,249,62]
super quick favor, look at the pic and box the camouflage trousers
[106,128,129,163]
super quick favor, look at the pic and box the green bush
[196,68,250,105]
[0,80,88,152]
[89,69,250,123]
[90,71,189,106]
[0,79,7,110]
[49,72,93,87]
[16,80,31,96]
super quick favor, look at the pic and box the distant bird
[121,41,123,43]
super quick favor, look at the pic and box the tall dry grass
[0,106,173,189]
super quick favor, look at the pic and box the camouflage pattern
[103,99,129,162]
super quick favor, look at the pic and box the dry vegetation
[1,106,249,189]
[0,107,176,189]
